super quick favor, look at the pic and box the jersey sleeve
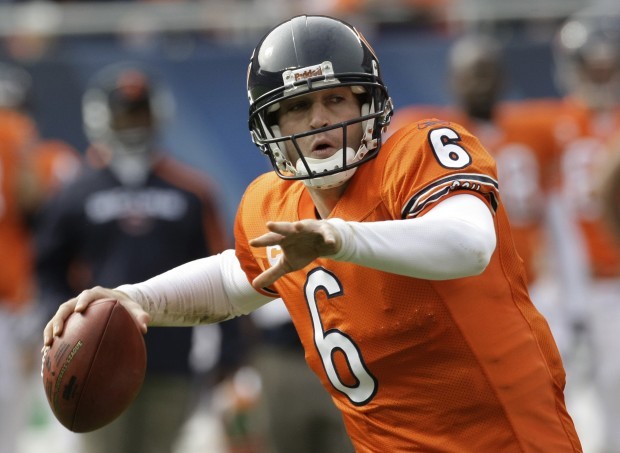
[382,120,500,219]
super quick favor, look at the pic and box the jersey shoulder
[387,104,456,139]
[378,119,499,219]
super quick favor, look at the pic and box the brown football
[41,298,146,432]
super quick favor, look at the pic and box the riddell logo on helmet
[294,67,324,82]
[283,62,335,87]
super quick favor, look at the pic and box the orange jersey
[0,110,37,306]
[234,121,581,451]
[0,112,82,308]
[31,139,81,194]
[553,98,620,278]
[391,100,560,284]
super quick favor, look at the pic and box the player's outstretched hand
[42,286,150,347]
[249,219,342,289]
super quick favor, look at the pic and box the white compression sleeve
[327,194,497,280]
[116,249,272,326]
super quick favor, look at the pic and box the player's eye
[287,100,308,112]
[329,94,346,104]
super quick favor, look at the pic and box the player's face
[452,56,502,119]
[577,45,619,86]
[277,87,363,161]
[110,105,153,132]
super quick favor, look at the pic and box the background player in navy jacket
[34,62,235,453]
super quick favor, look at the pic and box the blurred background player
[449,33,592,387]
[552,9,620,451]
[600,144,620,243]
[34,62,234,453]
[0,61,80,453]
[391,33,595,445]
[391,33,585,358]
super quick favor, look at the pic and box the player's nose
[309,103,330,129]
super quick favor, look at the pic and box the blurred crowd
[2,3,620,453]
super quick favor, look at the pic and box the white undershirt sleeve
[326,194,497,280]
[115,194,495,325]
[116,249,272,326]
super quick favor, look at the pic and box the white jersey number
[429,127,472,169]
[305,268,377,405]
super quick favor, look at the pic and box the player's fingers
[74,286,113,311]
[42,320,55,347]
[44,298,78,344]
[249,231,285,247]
[129,305,151,334]
[252,263,287,290]
[265,221,297,235]
[109,289,150,334]
[290,220,339,247]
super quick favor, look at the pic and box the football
[41,298,147,433]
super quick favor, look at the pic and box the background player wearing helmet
[600,146,620,242]
[35,63,237,453]
[43,16,582,451]
[391,32,595,448]
[550,9,620,451]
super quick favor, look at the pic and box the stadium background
[0,0,610,451]
[0,0,578,229]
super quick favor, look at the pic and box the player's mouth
[310,138,338,158]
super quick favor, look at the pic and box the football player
[35,63,232,453]
[0,62,80,453]
[393,33,588,378]
[552,9,620,451]
[44,16,582,451]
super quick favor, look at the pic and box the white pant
[586,278,620,451]
[0,305,41,453]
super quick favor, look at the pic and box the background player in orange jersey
[43,15,582,452]
[391,33,589,392]
[551,9,620,451]
[0,61,81,453]
[600,144,620,242]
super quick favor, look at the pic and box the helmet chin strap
[296,147,357,189]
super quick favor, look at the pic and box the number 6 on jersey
[305,268,378,405]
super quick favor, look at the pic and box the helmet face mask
[82,63,173,186]
[82,64,175,156]
[247,16,393,189]
[449,34,504,121]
